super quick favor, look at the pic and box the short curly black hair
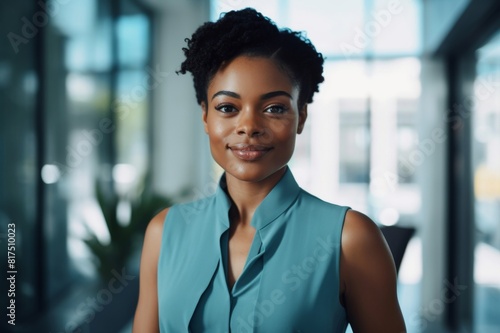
[178,8,324,109]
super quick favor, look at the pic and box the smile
[228,144,273,161]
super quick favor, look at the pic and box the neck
[225,167,287,226]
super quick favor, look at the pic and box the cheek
[258,119,296,144]
[273,120,298,142]
[207,118,230,142]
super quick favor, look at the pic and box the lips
[228,143,273,161]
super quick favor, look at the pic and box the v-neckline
[214,167,301,294]
[221,227,262,294]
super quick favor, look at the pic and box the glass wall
[0,1,41,323]
[56,0,152,281]
[0,0,152,330]
[473,30,500,333]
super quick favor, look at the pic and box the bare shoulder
[146,207,169,236]
[341,210,395,274]
[132,207,169,333]
[141,207,169,266]
[141,207,170,265]
[340,209,396,297]
[340,210,405,332]
[342,209,387,254]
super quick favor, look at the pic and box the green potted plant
[84,174,173,281]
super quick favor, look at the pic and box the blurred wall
[146,0,213,199]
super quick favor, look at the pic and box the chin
[223,163,287,183]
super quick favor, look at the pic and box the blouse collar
[215,167,301,230]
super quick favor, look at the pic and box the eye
[215,104,238,113]
[264,104,288,114]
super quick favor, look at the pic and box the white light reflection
[41,164,61,184]
[116,200,132,227]
[112,164,137,184]
[66,73,95,102]
[113,163,137,196]
[378,207,400,226]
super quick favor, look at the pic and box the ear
[201,102,209,134]
[297,104,308,134]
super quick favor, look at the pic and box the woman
[133,8,406,333]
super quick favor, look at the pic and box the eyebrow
[211,90,293,101]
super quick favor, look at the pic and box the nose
[235,109,264,137]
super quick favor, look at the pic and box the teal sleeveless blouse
[158,168,349,332]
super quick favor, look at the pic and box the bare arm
[132,208,169,333]
[340,210,406,333]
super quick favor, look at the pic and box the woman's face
[202,56,307,183]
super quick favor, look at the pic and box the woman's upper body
[133,8,405,333]
[159,167,349,332]
[133,182,405,333]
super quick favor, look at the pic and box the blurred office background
[0,0,499,332]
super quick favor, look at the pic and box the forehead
[207,56,298,98]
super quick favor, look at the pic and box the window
[0,0,153,327]
[473,29,500,332]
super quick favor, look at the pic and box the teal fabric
[158,168,349,333]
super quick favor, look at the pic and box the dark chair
[380,225,416,273]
